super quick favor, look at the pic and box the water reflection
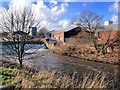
[24,49,120,86]
[1,44,120,88]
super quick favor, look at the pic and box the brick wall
[98,31,119,44]
[51,32,64,42]
[97,30,120,53]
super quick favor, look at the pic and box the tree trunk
[18,57,23,69]
[91,32,98,51]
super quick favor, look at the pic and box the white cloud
[58,19,70,27]
[0,0,118,2]
[1,0,70,31]
[9,0,31,10]
[31,0,69,31]
[109,2,120,14]
[109,1,119,24]
[62,0,117,2]
[50,0,57,5]
[51,6,58,12]
[56,3,68,15]
[111,14,118,23]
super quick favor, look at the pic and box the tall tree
[73,10,103,51]
[0,5,40,68]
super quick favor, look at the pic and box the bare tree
[0,5,40,68]
[97,29,119,55]
[72,10,103,51]
[37,27,50,36]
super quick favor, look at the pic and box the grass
[0,67,25,88]
[80,72,113,88]
[0,66,115,89]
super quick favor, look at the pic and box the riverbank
[0,65,115,89]
[1,48,120,89]
[52,38,120,65]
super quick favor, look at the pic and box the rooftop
[50,25,78,34]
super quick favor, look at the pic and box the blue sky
[0,0,118,30]
[1,2,114,20]
[61,2,114,21]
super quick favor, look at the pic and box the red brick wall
[51,32,64,42]
[98,31,119,44]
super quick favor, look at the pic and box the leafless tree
[72,10,103,51]
[37,27,50,36]
[0,5,40,69]
[97,29,119,55]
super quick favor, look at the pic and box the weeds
[1,66,117,89]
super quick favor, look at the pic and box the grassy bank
[53,38,119,65]
[0,66,116,89]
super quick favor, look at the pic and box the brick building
[50,26,81,42]
[51,32,64,42]
[98,31,119,44]
[97,24,120,53]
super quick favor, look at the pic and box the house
[50,25,82,42]
[97,24,120,53]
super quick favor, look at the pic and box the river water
[1,44,120,83]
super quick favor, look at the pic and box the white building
[104,20,113,26]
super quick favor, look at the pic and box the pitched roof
[50,25,78,34]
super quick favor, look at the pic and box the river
[1,44,120,83]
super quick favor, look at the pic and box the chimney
[104,20,113,26]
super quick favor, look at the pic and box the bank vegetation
[53,38,119,65]
[0,66,116,89]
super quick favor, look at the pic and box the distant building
[51,32,64,42]
[104,20,113,26]
[29,27,37,37]
[97,24,120,44]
